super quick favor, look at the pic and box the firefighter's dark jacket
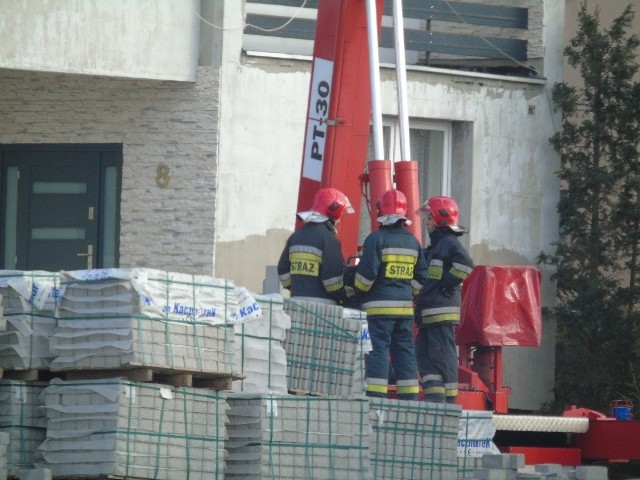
[414,227,474,326]
[353,222,427,318]
[277,221,346,301]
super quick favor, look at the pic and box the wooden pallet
[15,476,158,480]
[288,388,325,397]
[2,368,56,381]
[55,363,244,390]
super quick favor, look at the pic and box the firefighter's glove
[344,286,356,298]
[441,287,454,298]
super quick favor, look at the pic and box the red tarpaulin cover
[457,265,542,347]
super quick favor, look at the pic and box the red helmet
[311,187,355,221]
[377,189,407,217]
[419,195,464,233]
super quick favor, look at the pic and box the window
[368,119,452,243]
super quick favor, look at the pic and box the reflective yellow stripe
[367,384,388,394]
[424,386,445,395]
[354,278,372,292]
[290,251,322,262]
[451,268,470,280]
[445,388,459,397]
[381,254,416,264]
[324,281,344,292]
[396,385,420,394]
[421,313,460,324]
[366,306,414,316]
[280,279,291,287]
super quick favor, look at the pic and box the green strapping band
[163,276,175,370]
[182,393,191,480]
[190,279,204,372]
[153,396,166,479]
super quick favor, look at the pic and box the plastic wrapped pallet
[368,398,461,480]
[225,393,369,480]
[457,409,500,477]
[56,268,238,323]
[283,299,366,396]
[37,378,228,480]
[342,308,370,397]
[0,380,48,477]
[49,268,236,375]
[233,293,290,394]
[0,271,59,370]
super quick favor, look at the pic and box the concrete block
[535,463,565,476]
[575,465,608,480]
[474,468,518,480]
[483,453,526,470]
[19,468,52,480]
[517,474,553,479]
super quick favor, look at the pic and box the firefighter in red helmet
[353,189,428,399]
[414,195,474,404]
[277,187,354,304]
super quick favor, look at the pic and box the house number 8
[156,163,171,188]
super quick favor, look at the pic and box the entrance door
[1,145,121,271]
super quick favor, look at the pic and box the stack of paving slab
[283,299,366,396]
[368,398,461,480]
[467,455,610,480]
[457,410,501,478]
[224,393,370,479]
[232,293,290,394]
[37,378,228,479]
[0,271,59,370]
[49,268,236,376]
[0,380,48,477]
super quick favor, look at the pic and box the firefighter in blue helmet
[277,187,354,305]
[353,189,427,400]
[414,195,474,404]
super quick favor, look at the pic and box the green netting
[40,379,227,480]
[368,397,461,480]
[225,394,369,480]
[283,299,365,396]
[0,380,47,476]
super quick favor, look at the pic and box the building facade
[0,0,565,410]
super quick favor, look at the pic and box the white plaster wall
[0,0,199,81]
[214,1,564,410]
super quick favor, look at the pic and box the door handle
[77,244,94,269]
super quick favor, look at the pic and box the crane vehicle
[295,0,640,467]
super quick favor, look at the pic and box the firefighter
[414,195,474,404]
[277,187,354,305]
[353,189,427,400]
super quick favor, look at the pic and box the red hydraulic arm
[297,0,385,257]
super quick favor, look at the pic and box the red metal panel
[456,390,488,411]
[503,446,581,466]
[572,420,640,462]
